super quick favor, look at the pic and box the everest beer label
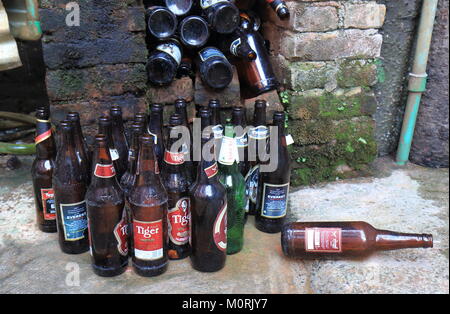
[114,213,129,256]
[41,188,56,220]
[164,151,185,165]
[94,164,116,178]
[213,203,227,252]
[204,162,219,179]
[249,126,269,140]
[199,47,225,62]
[168,198,190,246]
[261,183,290,218]
[305,228,342,253]
[134,219,164,260]
[200,0,228,10]
[60,201,88,241]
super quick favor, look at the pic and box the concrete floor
[0,156,448,294]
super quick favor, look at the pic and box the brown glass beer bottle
[67,112,91,185]
[53,121,89,254]
[175,98,195,181]
[129,135,169,277]
[110,105,129,179]
[282,222,434,259]
[162,114,192,260]
[98,116,125,181]
[190,135,227,272]
[32,108,57,233]
[149,103,166,168]
[256,111,291,234]
[86,135,128,277]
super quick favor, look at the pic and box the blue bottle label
[199,47,225,62]
[261,183,289,219]
[60,201,88,241]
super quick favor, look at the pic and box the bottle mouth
[148,8,177,39]
[423,234,434,248]
[165,0,192,16]
[204,61,233,90]
[213,4,239,34]
[180,16,210,48]
[147,56,177,86]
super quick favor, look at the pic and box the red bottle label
[305,228,342,253]
[133,219,164,260]
[213,203,227,252]
[114,212,129,256]
[94,164,116,178]
[168,197,190,246]
[35,129,52,145]
[204,163,218,179]
[41,188,56,220]
[164,151,185,165]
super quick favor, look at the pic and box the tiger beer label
[60,201,88,241]
[94,164,116,178]
[110,148,120,161]
[249,126,269,140]
[204,163,219,179]
[200,0,228,9]
[261,183,289,219]
[164,151,185,165]
[35,129,52,145]
[157,42,182,65]
[41,188,56,221]
[134,219,164,261]
[213,203,227,252]
[305,228,342,253]
[114,212,129,256]
[230,38,242,57]
[168,198,190,246]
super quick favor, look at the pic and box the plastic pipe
[396,0,439,166]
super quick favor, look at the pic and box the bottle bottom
[255,218,284,234]
[133,260,168,277]
[60,242,90,255]
[38,222,57,233]
[92,261,128,278]
[168,248,191,261]
[191,262,226,273]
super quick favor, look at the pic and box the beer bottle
[179,16,210,49]
[209,99,224,159]
[86,135,128,277]
[236,13,279,96]
[198,47,234,90]
[256,111,291,234]
[190,135,227,272]
[220,31,257,61]
[98,116,125,181]
[247,100,268,216]
[165,0,193,16]
[232,107,250,178]
[177,57,195,79]
[129,135,169,277]
[265,0,290,20]
[174,98,195,181]
[282,222,434,259]
[110,105,129,179]
[53,121,89,254]
[67,112,91,185]
[32,108,57,233]
[163,114,192,260]
[146,6,178,39]
[120,122,144,197]
[218,122,246,255]
[147,39,182,86]
[149,103,165,168]
[200,0,240,34]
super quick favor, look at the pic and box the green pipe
[396,0,439,166]
[0,142,36,155]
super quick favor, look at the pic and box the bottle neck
[91,144,117,186]
[375,230,433,251]
[254,109,266,127]
[197,139,219,183]
[149,112,164,137]
[35,121,56,159]
[136,142,159,185]
[127,131,141,174]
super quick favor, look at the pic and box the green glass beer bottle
[218,121,246,255]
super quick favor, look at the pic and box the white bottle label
[157,42,182,65]
[200,0,228,9]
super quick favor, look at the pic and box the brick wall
[39,0,148,138]
[260,0,386,186]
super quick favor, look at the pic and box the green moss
[336,59,378,88]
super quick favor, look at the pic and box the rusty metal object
[0,0,21,71]
[2,0,41,41]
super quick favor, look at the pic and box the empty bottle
[110,105,129,180]
[165,0,193,16]
[67,112,90,185]
[98,116,126,181]
[174,98,195,181]
[146,6,178,39]
[201,0,240,34]
[149,103,166,167]
[220,31,257,61]
[147,39,182,86]
[265,0,290,20]
[198,47,234,90]
[282,222,434,259]
[179,15,210,49]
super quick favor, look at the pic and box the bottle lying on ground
[282,222,434,259]
[129,135,169,277]
[86,135,128,277]
[190,136,227,272]
[146,6,178,39]
[163,114,192,260]
[219,31,257,61]
[256,111,292,234]
[53,121,89,254]
[32,108,57,233]
[179,15,210,49]
[265,0,290,20]
[147,39,182,86]
[198,47,234,90]
[200,0,240,34]
[165,0,193,16]
[219,121,246,255]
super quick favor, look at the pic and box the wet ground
[0,156,448,294]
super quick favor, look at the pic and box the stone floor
[0,156,448,294]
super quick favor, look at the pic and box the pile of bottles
[145,0,288,94]
[31,99,294,277]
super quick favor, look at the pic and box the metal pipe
[396,0,439,166]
